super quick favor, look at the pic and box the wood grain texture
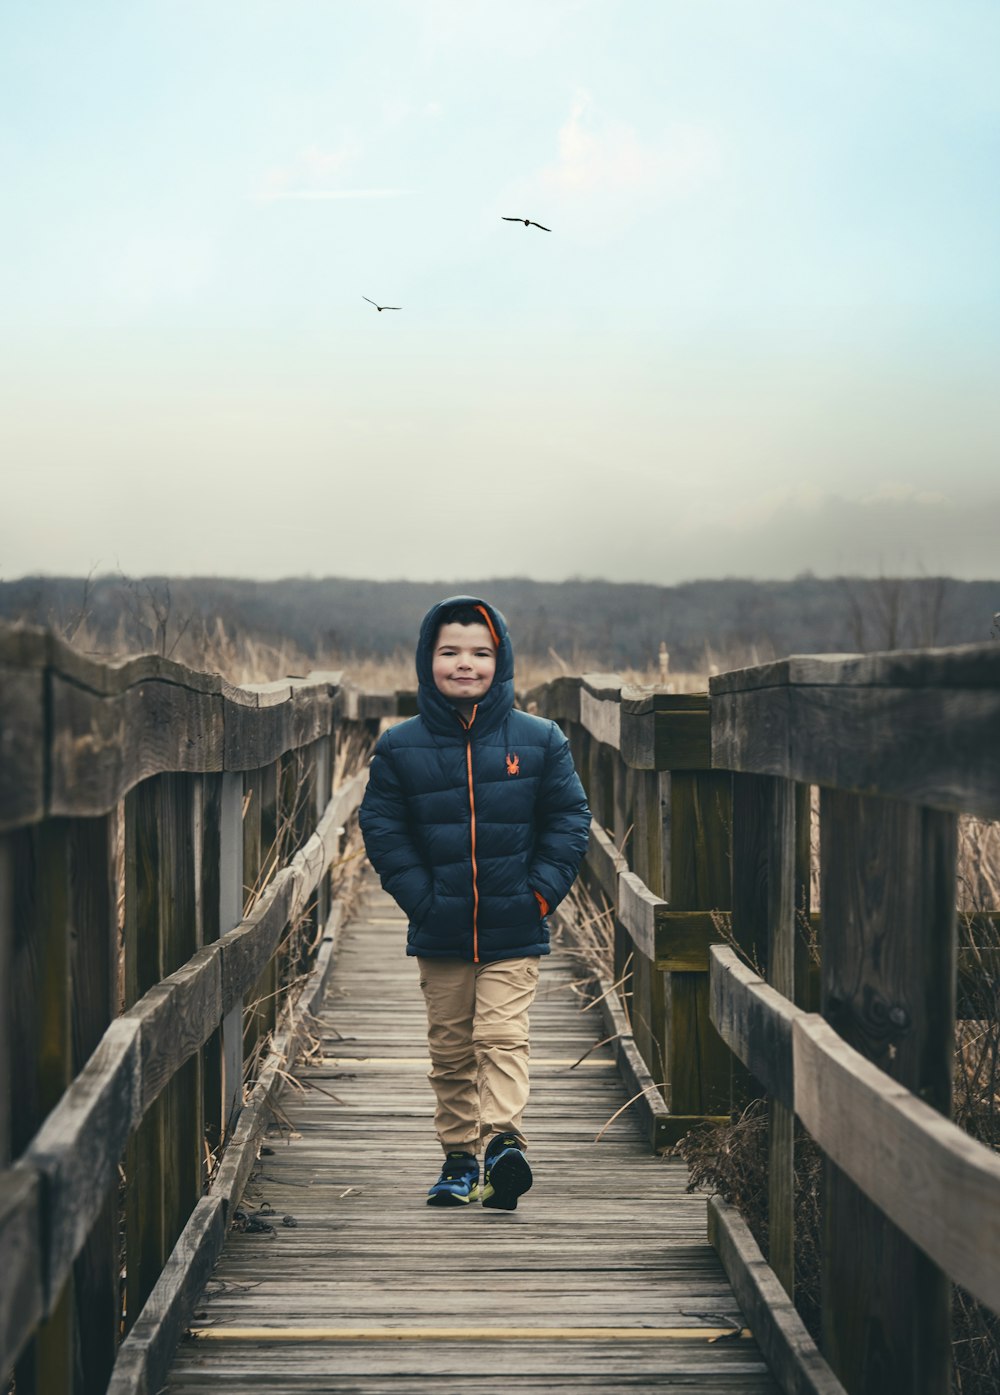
[654,911,718,971]
[0,664,45,832]
[0,836,12,1167]
[49,673,224,817]
[161,882,774,1394]
[619,690,708,771]
[708,1197,847,1395]
[583,820,627,906]
[794,1014,1000,1316]
[65,814,121,1384]
[818,788,956,1394]
[0,1166,44,1378]
[108,1196,227,1395]
[25,1017,142,1311]
[220,872,296,1017]
[709,642,1000,694]
[578,675,622,751]
[616,871,662,961]
[131,947,223,1112]
[709,947,799,1109]
[712,675,1000,820]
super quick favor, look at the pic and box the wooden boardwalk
[164,877,777,1392]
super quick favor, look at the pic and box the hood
[415,595,515,736]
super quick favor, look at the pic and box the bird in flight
[502,216,551,232]
[363,296,401,311]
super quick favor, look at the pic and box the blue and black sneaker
[481,1133,532,1211]
[426,1151,480,1207]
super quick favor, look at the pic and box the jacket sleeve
[528,722,591,914]
[358,735,434,922]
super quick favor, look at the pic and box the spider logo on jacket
[506,753,520,776]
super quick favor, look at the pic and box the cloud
[259,189,406,201]
[540,90,721,198]
[255,138,406,202]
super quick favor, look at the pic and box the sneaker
[426,1151,480,1207]
[481,1133,532,1211]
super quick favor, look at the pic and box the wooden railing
[4,626,998,1395]
[530,645,1000,1395]
[0,625,407,1395]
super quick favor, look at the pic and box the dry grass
[43,610,716,694]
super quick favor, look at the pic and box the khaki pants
[416,956,540,1155]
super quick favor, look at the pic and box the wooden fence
[4,626,999,1395]
[530,646,1000,1395]
[0,624,406,1395]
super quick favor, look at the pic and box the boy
[359,596,590,1210]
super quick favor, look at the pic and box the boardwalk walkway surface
[165,877,778,1393]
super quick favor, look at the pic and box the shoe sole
[481,1151,532,1211]
[427,1184,480,1208]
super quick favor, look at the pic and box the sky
[2,0,998,584]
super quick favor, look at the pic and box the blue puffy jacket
[358,596,591,962]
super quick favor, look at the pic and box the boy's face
[432,621,497,705]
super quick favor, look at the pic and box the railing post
[219,772,245,1137]
[730,773,808,1298]
[662,758,732,1119]
[124,774,200,1330]
[0,834,12,1170]
[313,735,333,931]
[818,789,956,1395]
[10,821,74,1394]
[69,811,121,1394]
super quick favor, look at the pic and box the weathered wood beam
[620,690,710,770]
[711,644,1000,820]
[708,1196,847,1395]
[794,1014,1000,1319]
[709,946,800,1109]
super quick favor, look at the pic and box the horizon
[3,2,999,583]
[4,567,999,589]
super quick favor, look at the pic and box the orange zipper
[464,705,480,962]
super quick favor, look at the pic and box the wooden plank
[155,778,203,1275]
[765,778,797,1300]
[794,1014,1000,1317]
[107,1196,227,1395]
[711,686,790,779]
[709,642,1000,693]
[818,789,956,1394]
[0,664,45,832]
[0,836,11,1166]
[620,689,705,769]
[161,886,776,1393]
[708,1197,847,1395]
[654,910,717,971]
[10,818,75,1393]
[220,871,296,1017]
[200,774,225,1157]
[219,774,245,1138]
[713,681,1000,821]
[590,967,671,1151]
[579,675,622,751]
[709,947,798,1108]
[0,1167,44,1378]
[583,821,626,906]
[49,672,224,817]
[24,1018,142,1309]
[663,770,732,1120]
[616,871,660,961]
[67,814,122,1395]
[188,1325,752,1342]
[124,778,168,1332]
